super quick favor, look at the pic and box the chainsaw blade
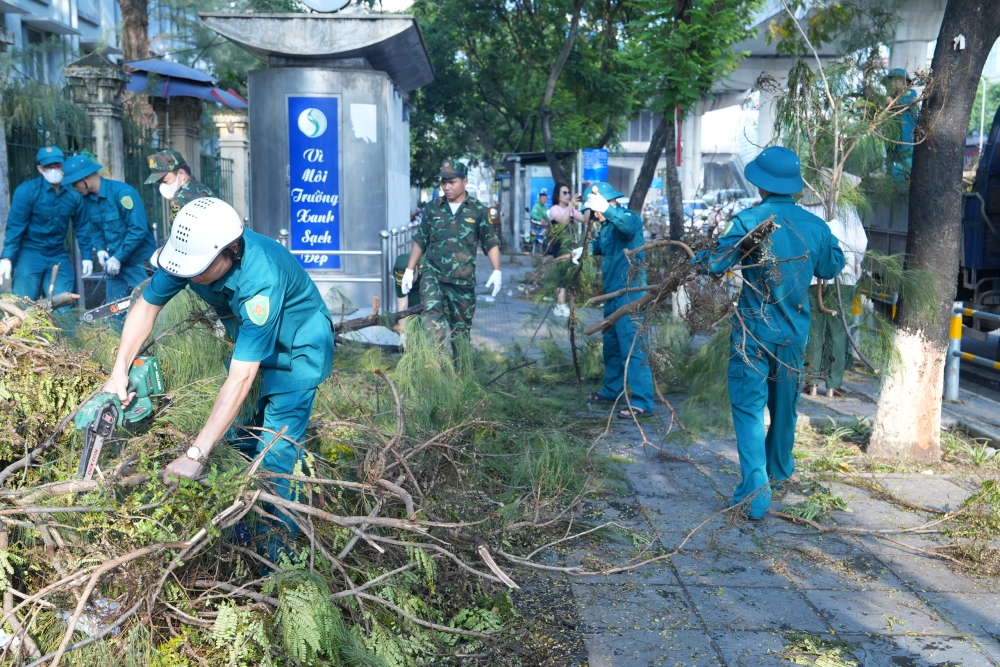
[79,402,119,480]
[80,297,132,323]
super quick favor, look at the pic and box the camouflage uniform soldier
[401,160,502,342]
[144,150,214,221]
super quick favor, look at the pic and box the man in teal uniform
[694,147,845,518]
[0,146,93,303]
[573,181,655,419]
[101,198,334,543]
[886,68,917,181]
[63,154,156,303]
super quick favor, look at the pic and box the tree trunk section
[869,0,1000,461]
[663,120,685,240]
[120,0,155,129]
[540,0,583,186]
[629,112,670,213]
[119,0,150,62]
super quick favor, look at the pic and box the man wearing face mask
[62,154,157,304]
[144,150,213,222]
[0,146,93,303]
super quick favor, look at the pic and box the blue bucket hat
[36,146,65,166]
[744,147,805,195]
[580,181,625,211]
[62,154,103,185]
[886,67,913,83]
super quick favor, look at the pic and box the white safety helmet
[156,198,244,278]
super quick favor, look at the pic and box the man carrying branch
[574,181,655,419]
[694,148,844,519]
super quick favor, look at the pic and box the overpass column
[890,0,945,73]
[680,111,703,198]
[756,67,790,149]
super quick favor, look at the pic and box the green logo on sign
[245,294,270,326]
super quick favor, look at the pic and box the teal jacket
[143,230,335,395]
[84,178,157,266]
[589,205,647,295]
[3,177,91,260]
[698,194,845,347]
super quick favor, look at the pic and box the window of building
[626,112,660,143]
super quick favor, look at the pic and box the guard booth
[200,12,433,312]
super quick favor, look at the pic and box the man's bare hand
[102,371,135,407]
[164,455,203,484]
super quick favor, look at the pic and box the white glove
[586,191,610,214]
[96,250,109,268]
[485,269,502,297]
[105,256,121,276]
[401,268,414,295]
[0,259,10,284]
[571,247,584,265]
[81,260,93,278]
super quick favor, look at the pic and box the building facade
[1,0,120,81]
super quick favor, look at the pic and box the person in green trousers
[694,147,845,519]
[799,174,868,398]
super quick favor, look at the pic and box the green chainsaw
[74,356,165,480]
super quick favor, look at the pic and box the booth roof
[127,71,248,109]
[125,59,217,84]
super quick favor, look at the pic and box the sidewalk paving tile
[769,541,911,591]
[693,586,828,632]
[572,583,700,631]
[585,629,722,667]
[845,632,999,666]
[671,551,792,588]
[800,587,954,635]
[707,629,798,666]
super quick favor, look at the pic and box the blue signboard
[582,148,609,182]
[288,96,341,269]
[651,177,663,189]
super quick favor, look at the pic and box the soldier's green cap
[144,149,188,184]
[438,159,468,179]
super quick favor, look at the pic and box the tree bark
[628,112,670,213]
[119,0,150,62]
[663,119,685,240]
[869,0,1000,461]
[119,0,155,129]
[540,0,584,186]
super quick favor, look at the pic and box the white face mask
[159,180,179,199]
[41,169,63,185]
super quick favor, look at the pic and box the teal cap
[886,67,912,82]
[744,146,805,195]
[36,146,65,166]
[580,181,625,211]
[62,154,103,185]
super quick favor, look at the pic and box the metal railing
[944,303,1000,401]
[200,154,235,206]
[277,227,404,314]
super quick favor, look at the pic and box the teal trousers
[12,249,76,300]
[728,332,803,518]
[233,387,317,552]
[597,296,655,412]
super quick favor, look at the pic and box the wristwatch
[185,446,204,462]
